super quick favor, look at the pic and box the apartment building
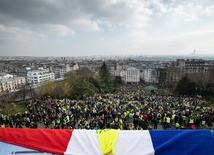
[166,66,185,84]
[27,69,55,86]
[184,59,210,73]
[161,59,214,84]
[51,63,79,79]
[144,67,159,83]
[125,67,140,84]
[0,73,26,94]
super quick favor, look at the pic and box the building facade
[0,75,26,94]
[0,72,13,80]
[144,68,159,83]
[165,59,213,84]
[125,67,140,84]
[27,69,55,86]
[51,63,79,79]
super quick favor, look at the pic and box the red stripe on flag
[0,128,73,154]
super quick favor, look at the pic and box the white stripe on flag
[64,130,102,155]
[115,130,155,155]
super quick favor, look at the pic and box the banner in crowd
[0,128,213,155]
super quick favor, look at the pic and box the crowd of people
[0,85,213,131]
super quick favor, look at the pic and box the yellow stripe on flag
[97,129,120,155]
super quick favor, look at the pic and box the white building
[125,67,140,84]
[27,69,55,86]
[0,72,13,80]
[0,76,26,94]
[144,68,159,83]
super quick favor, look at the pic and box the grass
[0,102,29,115]
[16,103,29,112]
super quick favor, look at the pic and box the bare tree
[0,90,11,115]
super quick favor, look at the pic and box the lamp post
[194,86,198,110]
[29,84,33,99]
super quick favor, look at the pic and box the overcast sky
[0,0,214,57]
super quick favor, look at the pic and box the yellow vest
[202,120,206,125]
[189,118,194,124]
[182,115,186,120]
[166,117,171,123]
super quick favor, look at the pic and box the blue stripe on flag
[149,130,214,155]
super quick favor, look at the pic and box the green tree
[37,80,56,97]
[114,76,122,85]
[175,75,196,96]
[75,67,95,79]
[187,68,214,100]
[0,90,10,115]
[36,67,99,99]
[89,76,100,90]
[65,71,98,99]
[71,78,98,99]
[99,62,115,93]
[201,68,214,100]
[75,67,100,93]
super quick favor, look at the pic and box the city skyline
[0,0,214,57]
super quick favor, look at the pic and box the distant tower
[61,57,66,61]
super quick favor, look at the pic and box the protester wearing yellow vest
[189,117,194,125]
[166,116,171,128]
[175,122,180,129]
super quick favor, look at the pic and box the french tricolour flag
[0,128,213,155]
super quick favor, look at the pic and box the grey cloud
[0,0,212,26]
[76,0,134,22]
[0,0,81,25]
[0,0,143,30]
